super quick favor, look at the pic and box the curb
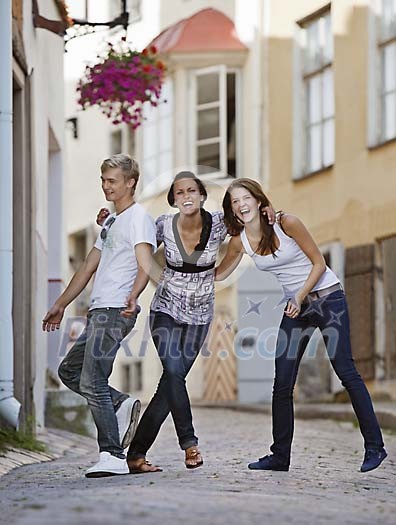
[0,448,55,477]
[0,428,95,478]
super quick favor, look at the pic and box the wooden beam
[32,0,69,37]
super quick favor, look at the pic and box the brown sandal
[185,446,203,469]
[128,457,163,474]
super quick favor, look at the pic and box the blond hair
[101,154,140,193]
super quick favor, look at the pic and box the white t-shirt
[89,203,157,310]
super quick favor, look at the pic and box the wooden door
[202,312,237,402]
[344,244,375,380]
[382,236,396,379]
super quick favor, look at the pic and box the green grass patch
[0,426,47,454]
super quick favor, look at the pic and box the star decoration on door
[223,320,235,332]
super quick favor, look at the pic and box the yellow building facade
[264,0,396,396]
[135,0,396,401]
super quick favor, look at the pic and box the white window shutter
[292,25,306,179]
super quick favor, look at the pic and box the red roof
[149,8,247,54]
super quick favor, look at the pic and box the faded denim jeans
[58,307,138,458]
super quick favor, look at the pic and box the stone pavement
[196,401,396,430]
[0,408,394,525]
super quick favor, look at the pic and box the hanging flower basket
[76,40,166,129]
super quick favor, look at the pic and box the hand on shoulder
[96,207,110,226]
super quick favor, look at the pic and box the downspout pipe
[0,0,21,430]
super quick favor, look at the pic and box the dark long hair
[222,178,279,257]
[167,171,208,207]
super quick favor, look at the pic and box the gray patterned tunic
[150,210,227,325]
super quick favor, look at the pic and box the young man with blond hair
[43,154,157,478]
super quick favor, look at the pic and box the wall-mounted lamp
[66,117,78,139]
[32,0,129,47]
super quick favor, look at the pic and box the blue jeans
[127,311,210,459]
[270,290,384,464]
[58,307,138,458]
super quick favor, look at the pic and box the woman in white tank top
[216,178,386,474]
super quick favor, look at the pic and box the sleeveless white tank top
[240,219,339,300]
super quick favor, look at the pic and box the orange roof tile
[148,8,247,54]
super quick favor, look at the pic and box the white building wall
[158,0,235,27]
[64,2,115,238]
[19,0,66,428]
[63,1,164,399]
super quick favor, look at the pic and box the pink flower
[76,41,166,128]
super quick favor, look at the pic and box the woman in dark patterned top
[127,171,227,471]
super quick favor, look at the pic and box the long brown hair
[222,178,279,257]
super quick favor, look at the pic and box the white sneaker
[116,397,141,449]
[85,452,129,478]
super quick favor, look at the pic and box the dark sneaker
[360,448,387,473]
[248,454,289,471]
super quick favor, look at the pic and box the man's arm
[42,247,101,331]
[121,243,153,318]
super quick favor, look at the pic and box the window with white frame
[379,0,396,141]
[110,126,135,157]
[65,0,88,20]
[121,362,143,393]
[110,129,122,155]
[299,9,334,175]
[141,79,173,194]
[108,0,140,23]
[128,128,136,158]
[190,66,238,178]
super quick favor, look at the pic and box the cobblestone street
[0,408,395,525]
